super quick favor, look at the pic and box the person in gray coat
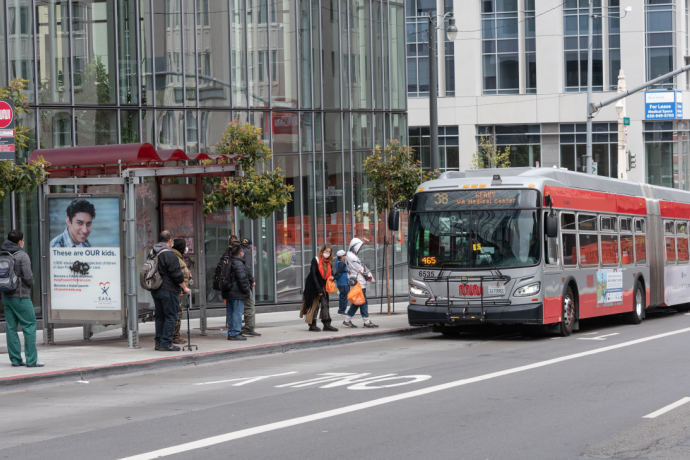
[1,230,43,367]
[240,238,260,337]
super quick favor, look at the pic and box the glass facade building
[0,0,408,314]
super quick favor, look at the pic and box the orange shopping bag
[325,279,338,294]
[347,282,366,305]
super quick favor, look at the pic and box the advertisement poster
[48,196,122,311]
[597,268,623,306]
[663,265,690,306]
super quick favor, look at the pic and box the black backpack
[212,256,234,292]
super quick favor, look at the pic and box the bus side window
[561,213,575,231]
[562,234,577,266]
[666,237,677,263]
[620,217,633,265]
[544,212,559,265]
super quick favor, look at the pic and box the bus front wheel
[624,282,644,325]
[559,286,576,337]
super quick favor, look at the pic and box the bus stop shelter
[29,143,239,348]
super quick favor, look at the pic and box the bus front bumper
[408,302,543,325]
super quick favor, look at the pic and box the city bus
[406,167,690,336]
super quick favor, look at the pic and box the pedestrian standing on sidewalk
[342,238,379,329]
[240,238,260,337]
[300,244,338,332]
[152,231,190,352]
[221,244,252,341]
[334,250,349,315]
[171,238,190,345]
[0,230,43,367]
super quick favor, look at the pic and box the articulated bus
[406,168,690,336]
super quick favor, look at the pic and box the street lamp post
[428,11,457,173]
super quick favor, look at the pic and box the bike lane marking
[119,326,690,460]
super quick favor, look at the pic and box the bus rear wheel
[624,282,644,325]
[559,286,576,337]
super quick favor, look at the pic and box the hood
[171,248,184,260]
[1,240,22,254]
[348,238,363,254]
[153,242,170,254]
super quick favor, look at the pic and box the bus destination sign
[413,189,539,211]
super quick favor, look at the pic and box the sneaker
[228,334,247,341]
[154,342,160,351]
[26,361,45,367]
[342,321,358,328]
[363,322,379,328]
[337,311,346,316]
[10,362,26,367]
[158,345,181,352]
[173,338,187,344]
[308,325,322,332]
[323,324,339,332]
[242,331,262,337]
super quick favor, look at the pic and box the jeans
[153,288,180,348]
[337,285,350,314]
[226,299,244,337]
[346,288,368,319]
[3,297,38,365]
[242,293,255,333]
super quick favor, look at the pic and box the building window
[564,0,603,92]
[609,0,621,90]
[482,0,519,95]
[559,123,618,178]
[525,0,536,93]
[646,0,675,88]
[477,125,541,167]
[406,0,455,97]
[644,121,690,189]
[409,126,459,171]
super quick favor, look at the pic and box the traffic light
[627,149,636,171]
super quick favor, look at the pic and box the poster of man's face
[48,197,121,248]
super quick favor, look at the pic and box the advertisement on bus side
[663,265,690,306]
[597,268,623,306]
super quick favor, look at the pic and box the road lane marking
[119,326,690,460]
[577,333,620,341]
[194,372,297,386]
[643,397,690,418]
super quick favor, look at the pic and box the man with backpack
[1,230,43,367]
[149,230,190,351]
[218,244,252,341]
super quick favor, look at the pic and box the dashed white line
[118,326,690,460]
[643,397,690,418]
[577,333,620,341]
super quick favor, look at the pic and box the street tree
[0,78,49,201]
[363,140,436,314]
[203,121,294,225]
[472,128,511,169]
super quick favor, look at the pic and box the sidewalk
[0,302,429,391]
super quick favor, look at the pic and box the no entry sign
[0,99,15,160]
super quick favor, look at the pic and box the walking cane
[183,291,197,351]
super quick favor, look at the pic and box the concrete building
[408,0,690,190]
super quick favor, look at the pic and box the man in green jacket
[1,230,43,367]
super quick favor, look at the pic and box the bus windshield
[409,209,541,269]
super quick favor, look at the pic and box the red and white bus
[406,168,689,336]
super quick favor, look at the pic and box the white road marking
[643,397,690,418]
[550,337,562,340]
[348,375,432,390]
[119,326,690,460]
[685,313,690,316]
[577,333,620,341]
[194,372,297,386]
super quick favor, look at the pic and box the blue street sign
[677,91,683,119]
[645,91,677,120]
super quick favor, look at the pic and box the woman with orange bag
[342,238,378,329]
[299,244,339,332]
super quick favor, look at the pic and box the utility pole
[429,11,439,173]
[585,0,594,175]
[615,69,627,180]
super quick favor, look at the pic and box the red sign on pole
[0,100,15,161]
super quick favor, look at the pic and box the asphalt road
[2,310,690,460]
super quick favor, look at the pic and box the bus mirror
[388,210,400,231]
[546,213,558,238]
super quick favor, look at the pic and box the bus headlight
[513,282,541,297]
[409,285,431,297]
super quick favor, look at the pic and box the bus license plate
[487,286,505,295]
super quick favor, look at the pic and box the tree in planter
[204,121,293,228]
[0,78,49,201]
[471,128,511,169]
[363,140,437,314]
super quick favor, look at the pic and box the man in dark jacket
[240,238,260,337]
[1,230,43,367]
[221,244,251,341]
[151,230,190,351]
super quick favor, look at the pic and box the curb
[0,325,432,392]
